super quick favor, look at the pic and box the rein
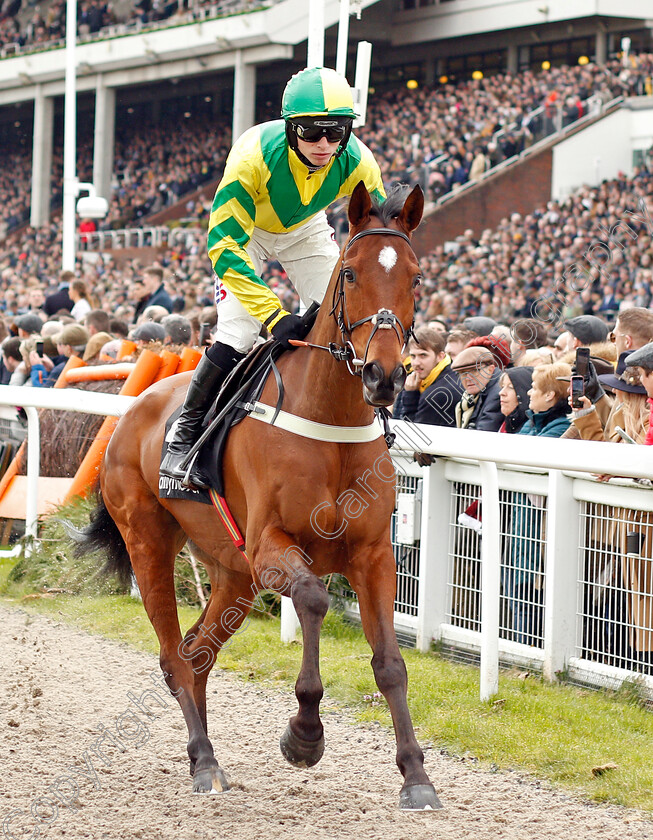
[292,227,416,377]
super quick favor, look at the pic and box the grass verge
[2,554,652,814]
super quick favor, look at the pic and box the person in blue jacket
[504,361,572,645]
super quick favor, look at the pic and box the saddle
[159,340,284,502]
[158,304,319,502]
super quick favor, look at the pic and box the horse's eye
[342,268,355,284]
[413,274,422,289]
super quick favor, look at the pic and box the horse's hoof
[399,783,442,811]
[192,766,230,794]
[279,723,325,768]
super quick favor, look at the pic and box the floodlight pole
[62,0,78,271]
[307,0,324,68]
[336,0,350,76]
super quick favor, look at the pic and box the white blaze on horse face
[378,245,397,273]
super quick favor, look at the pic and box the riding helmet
[282,67,356,163]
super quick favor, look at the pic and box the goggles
[293,121,349,143]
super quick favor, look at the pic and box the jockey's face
[297,135,340,168]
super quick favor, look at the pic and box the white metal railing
[0,387,650,701]
[76,226,204,252]
[0,387,135,556]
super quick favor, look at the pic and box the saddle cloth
[158,339,284,502]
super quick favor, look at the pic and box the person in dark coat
[498,366,534,434]
[43,270,75,316]
[394,326,464,427]
[451,336,512,431]
[132,266,174,322]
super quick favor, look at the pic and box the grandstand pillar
[507,43,518,74]
[93,77,115,205]
[232,51,255,143]
[595,29,607,65]
[30,87,54,228]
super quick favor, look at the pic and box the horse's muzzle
[361,361,406,406]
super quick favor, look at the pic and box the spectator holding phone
[625,343,653,446]
[570,365,649,446]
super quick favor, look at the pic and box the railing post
[479,460,500,701]
[543,470,579,681]
[416,459,450,652]
[24,407,40,550]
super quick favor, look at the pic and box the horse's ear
[348,181,372,228]
[397,184,424,235]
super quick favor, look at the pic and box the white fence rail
[0,388,650,700]
[77,226,204,252]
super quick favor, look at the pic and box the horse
[73,181,441,811]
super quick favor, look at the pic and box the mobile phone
[570,375,585,408]
[198,323,211,346]
[35,340,44,356]
[615,425,637,444]
[575,346,590,378]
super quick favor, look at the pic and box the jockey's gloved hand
[573,357,605,404]
[270,313,310,350]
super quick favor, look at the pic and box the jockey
[161,66,386,486]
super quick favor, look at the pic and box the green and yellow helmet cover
[281,67,357,120]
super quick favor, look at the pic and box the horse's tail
[63,491,132,588]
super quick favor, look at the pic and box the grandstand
[1,0,653,693]
[0,1,651,305]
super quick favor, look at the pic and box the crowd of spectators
[3,53,653,240]
[3,161,653,339]
[388,308,653,664]
[0,115,230,238]
[362,55,653,198]
[0,0,265,53]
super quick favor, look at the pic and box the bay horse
[74,181,441,810]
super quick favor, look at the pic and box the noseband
[328,227,416,377]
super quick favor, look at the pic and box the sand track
[1,606,650,840]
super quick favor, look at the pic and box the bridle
[296,227,417,377]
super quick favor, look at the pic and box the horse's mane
[371,183,413,225]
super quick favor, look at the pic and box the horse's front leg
[252,528,328,767]
[349,544,442,810]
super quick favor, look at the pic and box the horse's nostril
[362,362,384,390]
[390,364,406,391]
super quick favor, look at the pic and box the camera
[570,375,585,408]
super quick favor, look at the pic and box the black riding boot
[160,344,243,487]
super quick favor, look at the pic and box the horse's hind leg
[103,484,228,794]
[349,546,442,810]
[253,529,329,767]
